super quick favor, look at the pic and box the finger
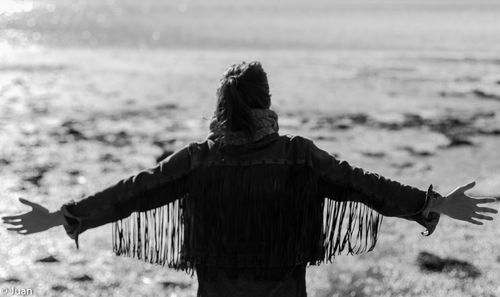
[2,218,22,224]
[2,215,22,220]
[475,198,498,204]
[19,197,38,208]
[472,213,494,221]
[19,198,49,213]
[475,206,498,214]
[458,181,476,192]
[6,226,24,231]
[470,195,497,199]
[466,218,483,225]
[2,220,23,226]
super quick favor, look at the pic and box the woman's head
[213,61,271,140]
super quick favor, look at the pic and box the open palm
[439,181,498,225]
[2,198,60,235]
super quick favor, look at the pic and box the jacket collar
[221,132,281,154]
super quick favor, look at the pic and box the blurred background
[1,0,500,296]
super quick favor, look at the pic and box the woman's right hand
[2,198,66,235]
[430,181,498,225]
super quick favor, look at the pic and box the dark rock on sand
[67,169,81,176]
[361,151,386,158]
[439,89,500,101]
[94,131,131,147]
[397,146,434,157]
[100,153,121,163]
[383,113,426,130]
[332,113,369,129]
[160,280,191,290]
[454,76,481,83]
[477,127,500,136]
[1,277,21,283]
[157,103,179,110]
[430,118,471,135]
[441,136,475,148]
[71,274,93,282]
[36,255,59,263]
[438,90,468,98]
[472,89,500,101]
[348,113,369,124]
[51,285,67,292]
[125,98,136,105]
[470,111,496,120]
[391,162,414,169]
[12,78,26,86]
[417,251,481,279]
[313,113,369,130]
[60,120,88,141]
[316,111,498,151]
[0,157,11,165]
[314,135,337,141]
[23,166,51,186]
[333,119,353,130]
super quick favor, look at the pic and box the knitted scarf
[207,108,279,145]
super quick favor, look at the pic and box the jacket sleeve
[306,138,441,236]
[60,143,193,249]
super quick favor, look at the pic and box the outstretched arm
[2,143,193,248]
[307,139,498,234]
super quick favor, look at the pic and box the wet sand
[1,1,500,295]
[0,47,499,297]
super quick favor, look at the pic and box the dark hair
[214,61,271,140]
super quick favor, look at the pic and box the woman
[2,61,498,297]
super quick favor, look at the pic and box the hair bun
[214,61,271,139]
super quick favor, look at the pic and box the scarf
[207,108,279,145]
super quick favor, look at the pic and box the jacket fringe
[112,163,383,279]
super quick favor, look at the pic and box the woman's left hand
[431,181,498,225]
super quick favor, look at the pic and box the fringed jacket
[60,132,440,280]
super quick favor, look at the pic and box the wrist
[427,194,446,214]
[423,185,446,216]
[49,210,68,227]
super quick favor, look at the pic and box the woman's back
[184,132,332,297]
[111,131,384,297]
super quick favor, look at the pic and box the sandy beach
[1,1,500,296]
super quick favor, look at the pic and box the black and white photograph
[1,0,500,296]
